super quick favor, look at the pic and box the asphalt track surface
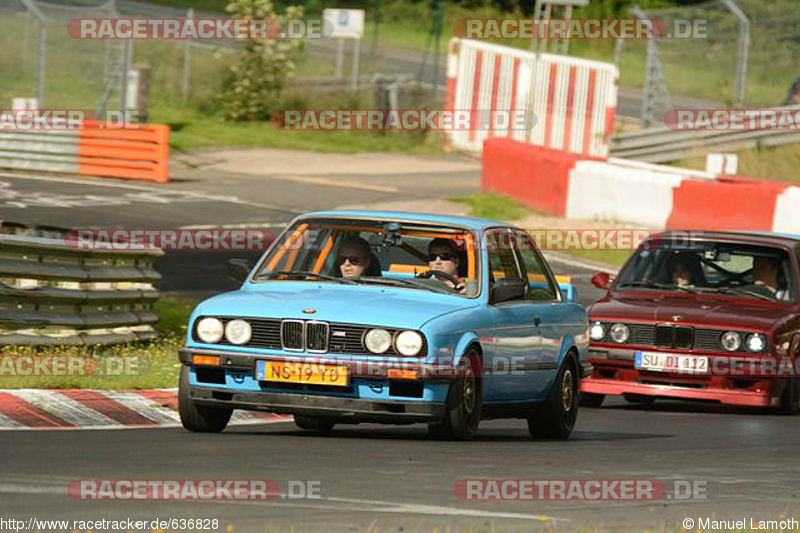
[2,171,798,531]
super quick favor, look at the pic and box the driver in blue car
[427,238,466,292]
[337,236,372,279]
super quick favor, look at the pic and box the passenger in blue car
[427,238,466,292]
[337,236,373,279]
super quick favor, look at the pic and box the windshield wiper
[702,286,775,301]
[616,281,699,293]
[355,276,454,295]
[254,270,357,285]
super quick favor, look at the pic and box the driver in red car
[427,238,465,292]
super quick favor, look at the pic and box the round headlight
[196,317,223,343]
[225,319,252,345]
[395,330,423,356]
[590,322,606,341]
[365,328,392,354]
[609,323,630,344]
[721,331,741,352]
[746,333,766,353]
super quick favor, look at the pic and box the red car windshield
[615,241,796,302]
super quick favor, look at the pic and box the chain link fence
[1,0,443,116]
[629,0,800,125]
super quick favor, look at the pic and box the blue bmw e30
[178,211,590,440]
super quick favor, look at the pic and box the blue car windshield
[251,219,482,297]
[615,241,795,302]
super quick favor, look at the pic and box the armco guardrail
[0,122,170,183]
[610,106,800,163]
[0,227,164,345]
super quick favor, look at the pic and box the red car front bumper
[583,348,783,408]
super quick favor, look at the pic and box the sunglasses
[338,255,364,266]
[428,252,456,262]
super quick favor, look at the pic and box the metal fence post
[121,38,132,112]
[722,0,750,105]
[351,38,361,91]
[20,0,45,105]
[182,7,194,100]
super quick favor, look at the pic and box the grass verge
[0,296,198,390]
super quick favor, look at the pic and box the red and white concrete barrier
[484,138,800,232]
[446,39,618,158]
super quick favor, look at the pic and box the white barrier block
[566,160,685,228]
[772,186,800,234]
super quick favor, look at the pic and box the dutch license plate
[256,360,349,386]
[635,351,709,375]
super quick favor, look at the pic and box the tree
[222,0,304,120]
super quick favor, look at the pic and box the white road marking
[10,390,118,427]
[178,222,287,230]
[0,172,295,212]
[542,251,618,275]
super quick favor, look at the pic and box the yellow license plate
[257,360,349,386]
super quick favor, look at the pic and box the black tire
[779,377,800,415]
[294,415,336,431]
[178,366,233,433]
[623,393,655,405]
[428,348,483,441]
[579,392,605,407]
[528,355,579,440]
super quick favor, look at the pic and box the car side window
[486,230,524,287]
[514,231,559,301]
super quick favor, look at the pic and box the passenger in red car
[665,252,705,287]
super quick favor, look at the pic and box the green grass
[679,143,800,184]
[0,297,198,390]
[154,100,444,154]
[452,192,530,221]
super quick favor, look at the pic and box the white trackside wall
[446,39,619,158]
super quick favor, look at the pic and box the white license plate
[635,351,709,375]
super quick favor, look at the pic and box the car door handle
[534,316,541,326]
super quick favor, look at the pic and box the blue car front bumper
[179,347,452,424]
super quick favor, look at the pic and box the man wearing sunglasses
[427,238,465,292]
[337,237,373,279]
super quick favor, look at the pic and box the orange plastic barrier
[78,122,170,183]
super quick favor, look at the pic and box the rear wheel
[294,415,336,431]
[428,348,482,441]
[528,355,579,439]
[579,392,605,407]
[779,377,800,415]
[178,366,233,433]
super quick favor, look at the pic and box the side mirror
[591,272,612,289]
[491,278,527,304]
[228,259,252,285]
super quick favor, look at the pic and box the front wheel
[779,377,800,415]
[579,392,605,407]
[428,349,482,441]
[178,366,233,433]
[528,356,579,439]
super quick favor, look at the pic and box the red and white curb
[0,389,289,430]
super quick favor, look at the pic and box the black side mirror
[491,278,527,304]
[228,259,252,285]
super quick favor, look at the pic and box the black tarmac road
[2,170,797,532]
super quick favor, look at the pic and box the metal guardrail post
[722,0,750,105]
